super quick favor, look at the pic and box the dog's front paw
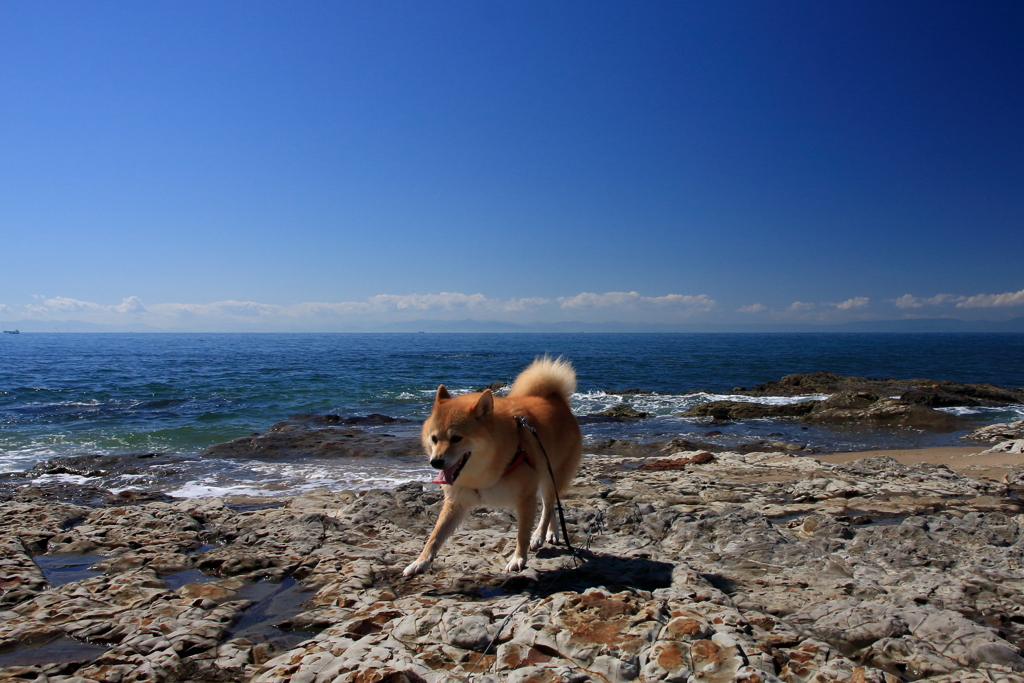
[505,555,527,572]
[403,559,432,576]
[529,534,545,551]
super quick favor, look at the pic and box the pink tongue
[431,463,459,485]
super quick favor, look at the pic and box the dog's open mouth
[431,452,470,485]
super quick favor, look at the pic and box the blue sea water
[2,333,1023,496]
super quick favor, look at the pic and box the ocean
[2,333,1023,498]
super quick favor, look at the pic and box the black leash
[457,416,586,682]
[458,557,581,683]
[514,415,578,562]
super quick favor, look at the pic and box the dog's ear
[435,385,451,403]
[474,389,493,419]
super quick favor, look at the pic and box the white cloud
[894,294,924,308]
[894,293,958,308]
[956,288,1024,308]
[557,291,716,311]
[12,290,717,329]
[836,297,869,310]
[113,296,147,314]
[21,287,1017,330]
[26,296,101,313]
[893,289,1024,309]
[148,300,282,318]
[287,301,374,316]
[502,297,552,311]
[367,292,490,311]
[27,296,147,315]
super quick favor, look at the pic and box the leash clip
[513,414,536,434]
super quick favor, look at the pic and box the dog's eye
[450,435,463,444]
[430,435,438,444]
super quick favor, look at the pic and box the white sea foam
[101,474,155,495]
[160,458,430,499]
[938,404,1024,419]
[24,473,93,486]
[248,460,425,490]
[568,390,829,417]
[407,386,827,417]
[167,483,277,498]
[0,451,49,474]
[20,399,104,408]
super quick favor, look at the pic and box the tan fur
[403,357,583,575]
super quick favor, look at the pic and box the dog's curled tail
[508,356,577,402]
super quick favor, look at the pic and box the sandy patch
[816,446,1024,481]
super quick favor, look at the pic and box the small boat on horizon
[3,329,19,334]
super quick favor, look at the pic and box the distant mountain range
[2,316,1024,334]
[830,317,1024,333]
[375,317,1024,334]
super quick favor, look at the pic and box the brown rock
[200,415,420,460]
[638,452,715,470]
[681,400,818,420]
[176,582,237,601]
[590,404,650,420]
[803,399,973,432]
[818,391,880,409]
[736,371,1024,406]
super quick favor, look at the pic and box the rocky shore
[3,418,1024,682]
[2,371,1024,683]
[679,372,1024,433]
[679,392,972,433]
[730,372,1024,406]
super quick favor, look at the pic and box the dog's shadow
[498,549,674,598]
[409,550,674,600]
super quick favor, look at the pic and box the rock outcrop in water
[199,414,419,460]
[732,372,1024,407]
[680,402,818,420]
[590,405,652,420]
[681,394,975,432]
[3,446,1024,682]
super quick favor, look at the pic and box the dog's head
[421,385,494,485]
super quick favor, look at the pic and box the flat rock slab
[200,415,422,460]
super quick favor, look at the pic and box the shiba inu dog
[403,357,583,575]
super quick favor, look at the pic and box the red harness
[503,445,534,476]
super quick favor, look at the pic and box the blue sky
[1,1,1022,331]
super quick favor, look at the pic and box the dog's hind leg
[508,495,538,572]
[530,486,557,549]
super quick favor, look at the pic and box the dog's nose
[430,457,445,469]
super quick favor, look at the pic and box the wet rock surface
[0,478,175,508]
[0,414,428,504]
[3,446,1024,682]
[681,401,817,420]
[22,453,195,480]
[584,438,734,459]
[732,371,1024,406]
[200,414,420,460]
[681,396,975,433]
[590,405,652,421]
[965,420,1024,444]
